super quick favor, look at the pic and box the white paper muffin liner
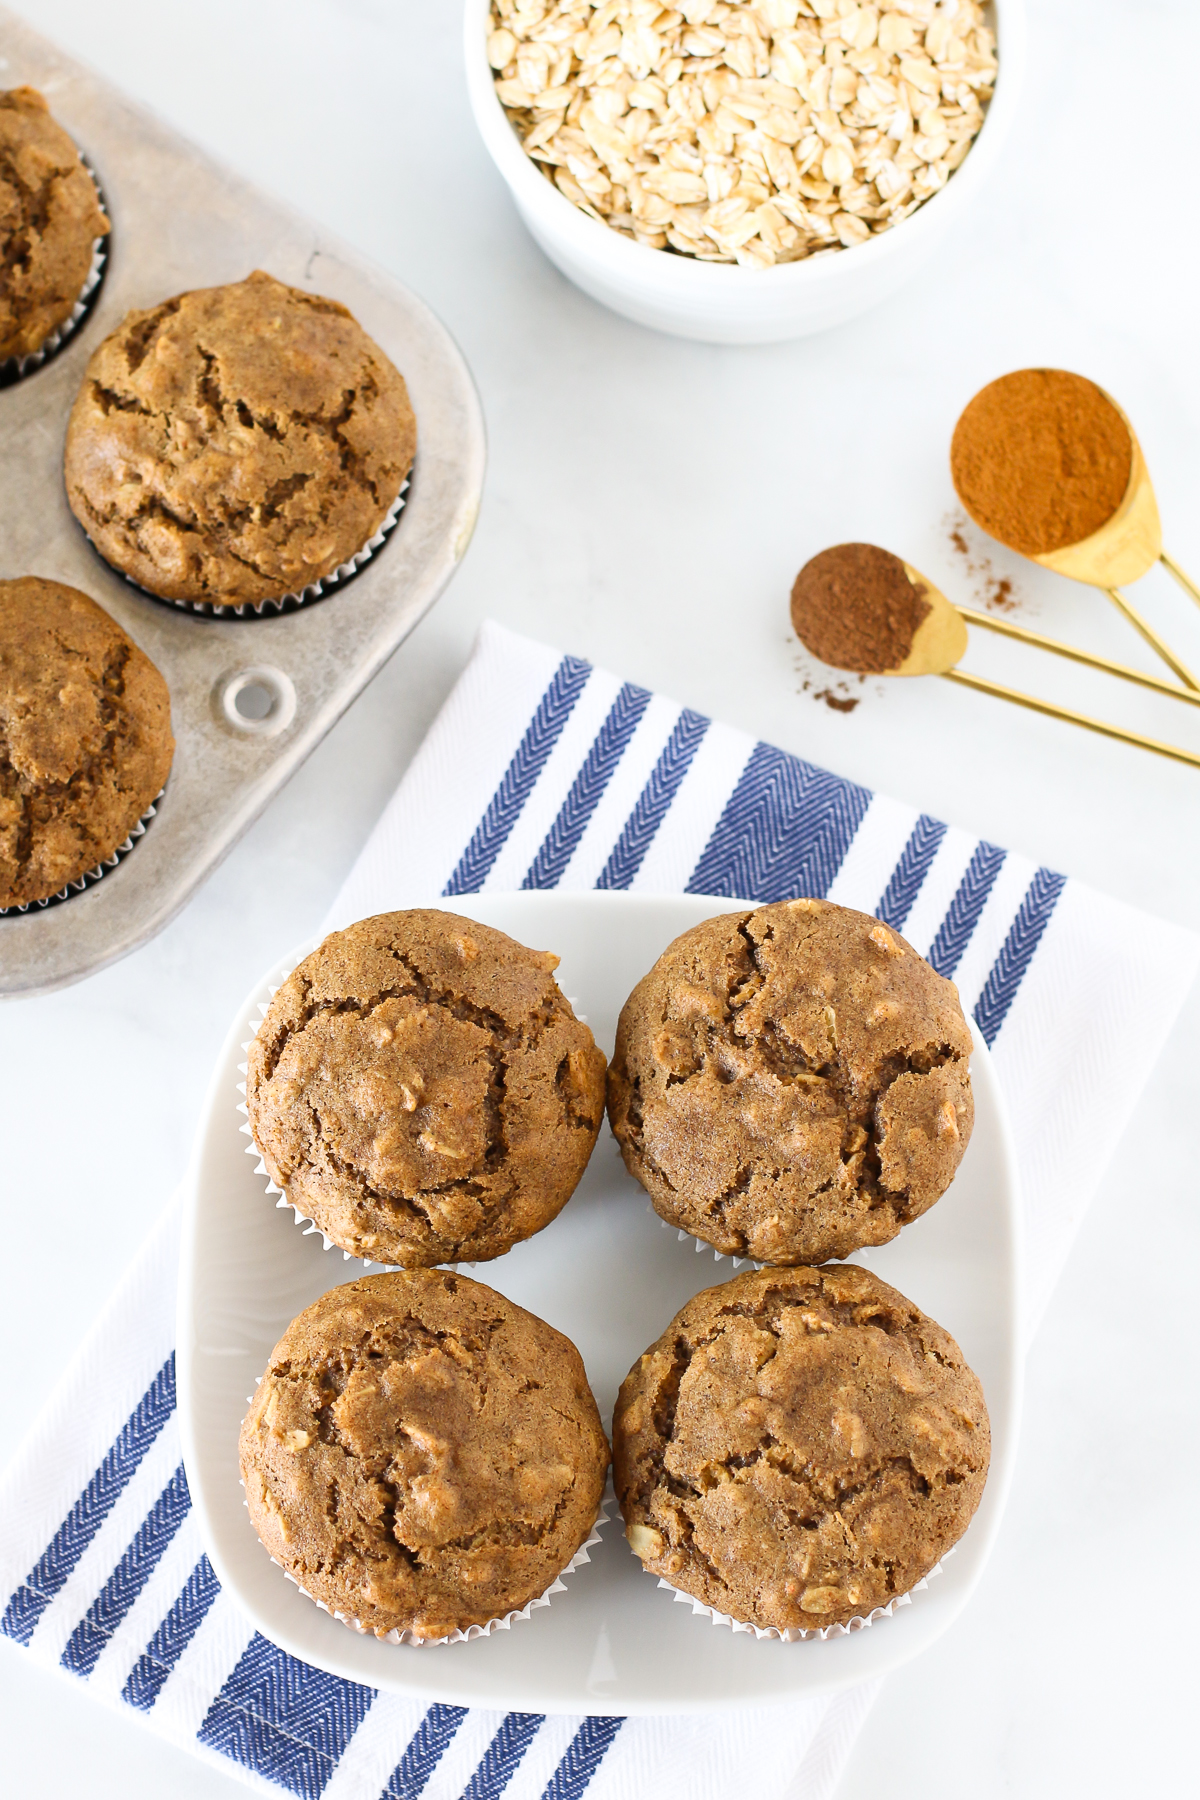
[112,475,410,621]
[241,1425,611,1646]
[0,787,162,918]
[0,160,108,384]
[651,1211,904,1273]
[653,1206,761,1269]
[648,1542,955,1643]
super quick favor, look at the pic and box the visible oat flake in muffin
[0,86,108,363]
[240,1271,611,1641]
[607,899,973,1264]
[64,271,416,607]
[246,909,608,1266]
[614,1264,989,1632]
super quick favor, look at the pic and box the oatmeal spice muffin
[607,899,973,1264]
[0,87,108,364]
[240,1270,610,1640]
[0,577,173,908]
[64,270,416,607]
[247,909,608,1266]
[615,1265,990,1633]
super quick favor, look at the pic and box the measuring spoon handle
[1160,551,1200,610]
[958,605,1200,706]
[940,668,1200,769]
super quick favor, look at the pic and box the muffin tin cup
[254,1491,610,1648]
[649,1544,954,1645]
[92,478,411,623]
[0,163,109,387]
[0,786,162,918]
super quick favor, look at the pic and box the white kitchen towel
[2,619,1195,1800]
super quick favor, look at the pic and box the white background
[1,1,1197,1794]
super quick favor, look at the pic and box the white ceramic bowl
[466,0,1024,344]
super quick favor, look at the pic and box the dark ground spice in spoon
[790,543,931,673]
[950,368,1133,556]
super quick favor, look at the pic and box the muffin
[246,909,608,1266]
[64,270,416,608]
[240,1270,610,1641]
[614,1265,990,1634]
[607,899,973,1265]
[0,577,173,909]
[0,87,108,364]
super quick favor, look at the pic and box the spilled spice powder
[950,369,1133,557]
[945,511,1023,613]
[795,659,867,712]
[790,543,931,674]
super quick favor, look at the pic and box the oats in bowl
[488,0,996,269]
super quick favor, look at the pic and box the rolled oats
[488,0,996,266]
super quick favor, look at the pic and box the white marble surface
[1,1,1197,1794]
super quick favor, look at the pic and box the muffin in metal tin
[65,270,415,609]
[0,87,108,365]
[0,576,172,909]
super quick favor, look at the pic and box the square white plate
[178,891,1021,1715]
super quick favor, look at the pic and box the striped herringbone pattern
[596,707,707,890]
[446,655,591,895]
[876,815,947,933]
[974,867,1069,1046]
[524,682,652,888]
[687,741,873,903]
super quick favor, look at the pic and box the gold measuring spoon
[790,544,1200,771]
[951,370,1200,692]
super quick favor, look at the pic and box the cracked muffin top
[240,1270,610,1641]
[246,909,608,1266]
[0,576,173,908]
[614,1265,989,1633]
[63,270,416,606]
[0,87,108,364]
[607,899,973,1265]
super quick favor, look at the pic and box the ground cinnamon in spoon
[790,544,930,673]
[950,369,1133,557]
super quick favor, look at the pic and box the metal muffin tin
[0,8,486,1000]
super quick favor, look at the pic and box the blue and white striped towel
[2,619,1196,1800]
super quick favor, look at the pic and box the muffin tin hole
[220,667,297,737]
